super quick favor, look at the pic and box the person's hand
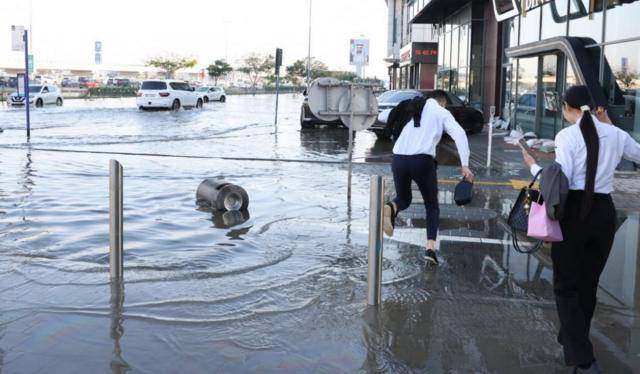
[522,148,537,169]
[595,109,613,124]
[461,166,474,182]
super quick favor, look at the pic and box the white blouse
[531,116,640,194]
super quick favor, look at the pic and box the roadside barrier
[367,175,385,306]
[109,160,124,280]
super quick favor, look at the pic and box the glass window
[142,81,167,90]
[438,32,445,70]
[456,67,468,102]
[451,27,460,71]
[602,40,640,139]
[541,0,569,40]
[568,0,603,44]
[444,31,451,69]
[469,65,483,108]
[509,16,519,48]
[459,24,470,69]
[470,20,484,67]
[519,7,541,45]
[604,1,640,44]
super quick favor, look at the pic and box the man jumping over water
[378,90,473,265]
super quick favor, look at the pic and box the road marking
[390,229,520,248]
[438,179,534,190]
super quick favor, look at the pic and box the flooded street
[0,95,639,373]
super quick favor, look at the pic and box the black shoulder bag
[507,170,544,254]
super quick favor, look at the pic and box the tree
[207,60,233,85]
[285,58,329,85]
[237,53,274,89]
[617,70,638,89]
[146,54,197,79]
[327,71,358,82]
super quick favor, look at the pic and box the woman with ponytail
[523,85,640,373]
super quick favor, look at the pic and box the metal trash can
[196,179,249,211]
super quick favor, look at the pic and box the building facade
[385,0,640,140]
[385,0,439,90]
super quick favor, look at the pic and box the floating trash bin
[196,179,249,211]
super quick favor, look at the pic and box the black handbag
[507,170,544,254]
[454,178,473,206]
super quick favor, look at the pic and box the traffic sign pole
[23,30,30,139]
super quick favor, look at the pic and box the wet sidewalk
[1,97,639,373]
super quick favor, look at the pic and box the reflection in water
[20,145,35,222]
[110,281,129,373]
[361,296,434,372]
[211,210,250,229]
[299,128,350,156]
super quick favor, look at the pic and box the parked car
[78,77,100,89]
[300,90,344,129]
[62,77,79,88]
[368,89,485,139]
[136,80,203,111]
[196,86,226,103]
[9,84,64,107]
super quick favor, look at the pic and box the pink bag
[527,201,563,242]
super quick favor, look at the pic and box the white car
[136,80,203,110]
[196,86,226,103]
[9,84,63,107]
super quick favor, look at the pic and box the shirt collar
[426,98,439,106]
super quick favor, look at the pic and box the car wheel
[171,99,181,111]
[300,109,313,129]
[139,106,145,111]
[35,98,43,108]
[203,96,209,103]
[56,98,63,106]
[219,96,226,103]
[374,131,391,140]
[196,99,203,109]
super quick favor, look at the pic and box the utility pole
[306,0,312,87]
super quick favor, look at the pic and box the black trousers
[551,190,616,366]
[391,154,439,241]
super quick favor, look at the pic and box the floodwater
[0,95,639,373]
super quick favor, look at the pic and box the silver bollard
[109,160,123,280]
[367,175,385,306]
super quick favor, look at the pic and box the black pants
[551,190,616,366]
[391,154,439,241]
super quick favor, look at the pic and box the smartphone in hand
[518,138,532,153]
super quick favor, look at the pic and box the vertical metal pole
[275,72,280,125]
[347,85,354,200]
[486,106,495,169]
[23,30,30,139]
[306,0,312,87]
[367,176,385,306]
[109,160,123,280]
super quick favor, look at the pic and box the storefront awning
[411,0,471,24]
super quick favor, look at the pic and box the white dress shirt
[530,116,640,193]
[377,98,471,167]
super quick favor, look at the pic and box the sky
[0,0,389,79]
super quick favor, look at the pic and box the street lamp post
[306,0,312,87]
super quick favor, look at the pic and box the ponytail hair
[564,85,599,220]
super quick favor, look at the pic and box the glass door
[515,57,538,134]
[539,54,563,139]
